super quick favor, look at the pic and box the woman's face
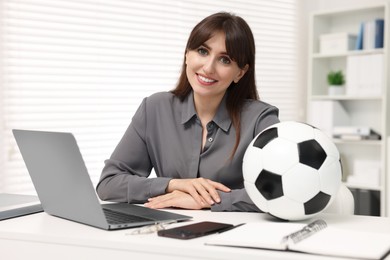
[185,31,248,102]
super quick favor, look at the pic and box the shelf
[312,3,385,17]
[344,182,382,191]
[333,139,382,145]
[312,48,384,58]
[311,95,382,101]
[307,3,388,217]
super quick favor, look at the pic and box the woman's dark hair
[171,12,259,159]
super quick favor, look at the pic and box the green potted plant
[327,70,345,95]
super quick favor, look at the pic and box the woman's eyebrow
[201,43,210,50]
[202,42,228,55]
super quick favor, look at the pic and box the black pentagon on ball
[304,191,331,215]
[298,139,327,170]
[255,169,284,200]
[253,127,278,149]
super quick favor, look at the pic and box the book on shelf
[333,126,377,136]
[333,126,381,140]
[206,220,390,260]
[334,134,381,141]
[355,22,364,50]
[0,193,43,220]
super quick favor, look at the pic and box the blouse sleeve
[211,105,280,212]
[96,98,172,203]
[212,189,261,212]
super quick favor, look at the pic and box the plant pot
[328,85,345,95]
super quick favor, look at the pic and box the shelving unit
[306,4,389,216]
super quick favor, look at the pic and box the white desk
[1,210,390,260]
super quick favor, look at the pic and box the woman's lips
[197,74,217,85]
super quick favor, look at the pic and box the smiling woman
[0,0,301,196]
[186,31,249,151]
[186,32,248,105]
[96,12,280,212]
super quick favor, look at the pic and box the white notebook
[206,220,390,260]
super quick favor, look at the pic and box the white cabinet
[306,4,389,216]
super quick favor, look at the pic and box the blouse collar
[180,91,232,133]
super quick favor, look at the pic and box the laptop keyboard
[103,208,153,224]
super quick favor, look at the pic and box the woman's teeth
[198,75,216,83]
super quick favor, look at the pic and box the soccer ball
[243,121,342,221]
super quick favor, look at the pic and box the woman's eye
[197,48,208,56]
[220,56,231,65]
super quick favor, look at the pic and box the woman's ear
[234,64,249,83]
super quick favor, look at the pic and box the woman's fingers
[207,179,231,192]
[145,191,210,210]
[167,178,231,205]
[191,179,216,204]
[195,178,231,204]
[186,185,207,206]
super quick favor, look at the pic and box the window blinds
[0,0,300,194]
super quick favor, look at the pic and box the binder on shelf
[362,19,384,50]
[374,19,384,48]
[307,101,350,138]
[346,54,383,96]
[206,220,390,259]
[349,188,380,216]
[347,160,381,188]
[0,193,43,220]
[359,189,381,216]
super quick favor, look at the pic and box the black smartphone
[157,221,234,240]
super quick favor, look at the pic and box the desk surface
[1,209,390,260]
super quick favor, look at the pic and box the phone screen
[157,221,233,240]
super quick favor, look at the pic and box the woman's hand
[166,178,231,206]
[144,190,210,210]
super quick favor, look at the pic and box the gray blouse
[96,91,279,212]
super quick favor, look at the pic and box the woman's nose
[202,57,216,74]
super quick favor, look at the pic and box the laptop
[12,129,192,230]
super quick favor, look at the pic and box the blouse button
[208,137,213,142]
